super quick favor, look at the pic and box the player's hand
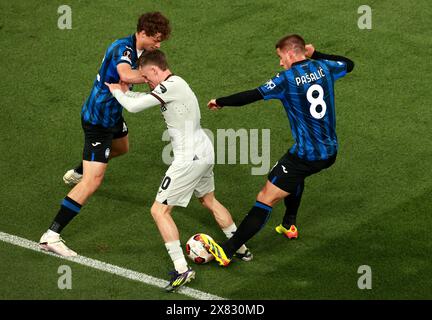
[207,99,222,111]
[105,82,124,93]
[305,44,315,58]
[119,80,131,92]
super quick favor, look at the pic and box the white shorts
[155,160,215,207]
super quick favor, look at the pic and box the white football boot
[39,231,78,257]
[63,169,82,186]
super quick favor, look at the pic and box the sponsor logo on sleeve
[154,84,167,95]
[264,79,276,90]
[120,50,132,64]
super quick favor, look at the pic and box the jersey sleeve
[150,79,179,104]
[257,73,286,100]
[320,60,347,81]
[112,89,159,113]
[113,44,134,67]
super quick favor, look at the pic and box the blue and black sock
[49,196,82,233]
[222,201,272,258]
[282,182,304,228]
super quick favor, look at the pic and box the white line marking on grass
[0,231,225,300]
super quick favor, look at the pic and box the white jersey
[112,75,213,164]
[111,74,215,207]
[151,75,213,163]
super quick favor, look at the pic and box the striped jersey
[258,58,348,161]
[81,34,140,128]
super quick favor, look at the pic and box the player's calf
[199,193,253,262]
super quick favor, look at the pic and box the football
[185,233,215,264]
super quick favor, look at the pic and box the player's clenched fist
[207,99,221,110]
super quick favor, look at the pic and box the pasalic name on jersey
[295,67,325,86]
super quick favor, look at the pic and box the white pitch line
[0,231,225,300]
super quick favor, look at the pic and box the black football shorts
[268,152,336,194]
[82,117,128,163]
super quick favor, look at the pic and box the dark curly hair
[137,12,171,41]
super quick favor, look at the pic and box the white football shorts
[155,159,215,207]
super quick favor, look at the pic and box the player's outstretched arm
[105,82,160,113]
[207,89,263,110]
[306,44,355,73]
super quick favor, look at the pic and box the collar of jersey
[132,34,137,51]
[291,59,309,67]
[164,74,175,81]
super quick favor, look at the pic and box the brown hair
[138,50,169,70]
[137,12,171,40]
[275,34,306,53]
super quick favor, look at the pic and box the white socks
[165,240,188,274]
[222,223,248,254]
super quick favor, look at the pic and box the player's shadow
[94,189,149,208]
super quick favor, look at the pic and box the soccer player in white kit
[106,50,252,291]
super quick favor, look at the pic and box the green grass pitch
[0,0,431,300]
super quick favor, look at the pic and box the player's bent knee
[256,189,278,207]
[150,204,158,218]
[150,202,167,219]
[256,189,267,202]
[256,184,288,207]
[150,201,172,220]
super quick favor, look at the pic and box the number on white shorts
[161,176,171,190]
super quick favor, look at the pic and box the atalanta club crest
[120,50,132,64]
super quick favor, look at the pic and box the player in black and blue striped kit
[39,13,171,257]
[202,34,354,266]
[81,34,140,128]
[77,34,140,165]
